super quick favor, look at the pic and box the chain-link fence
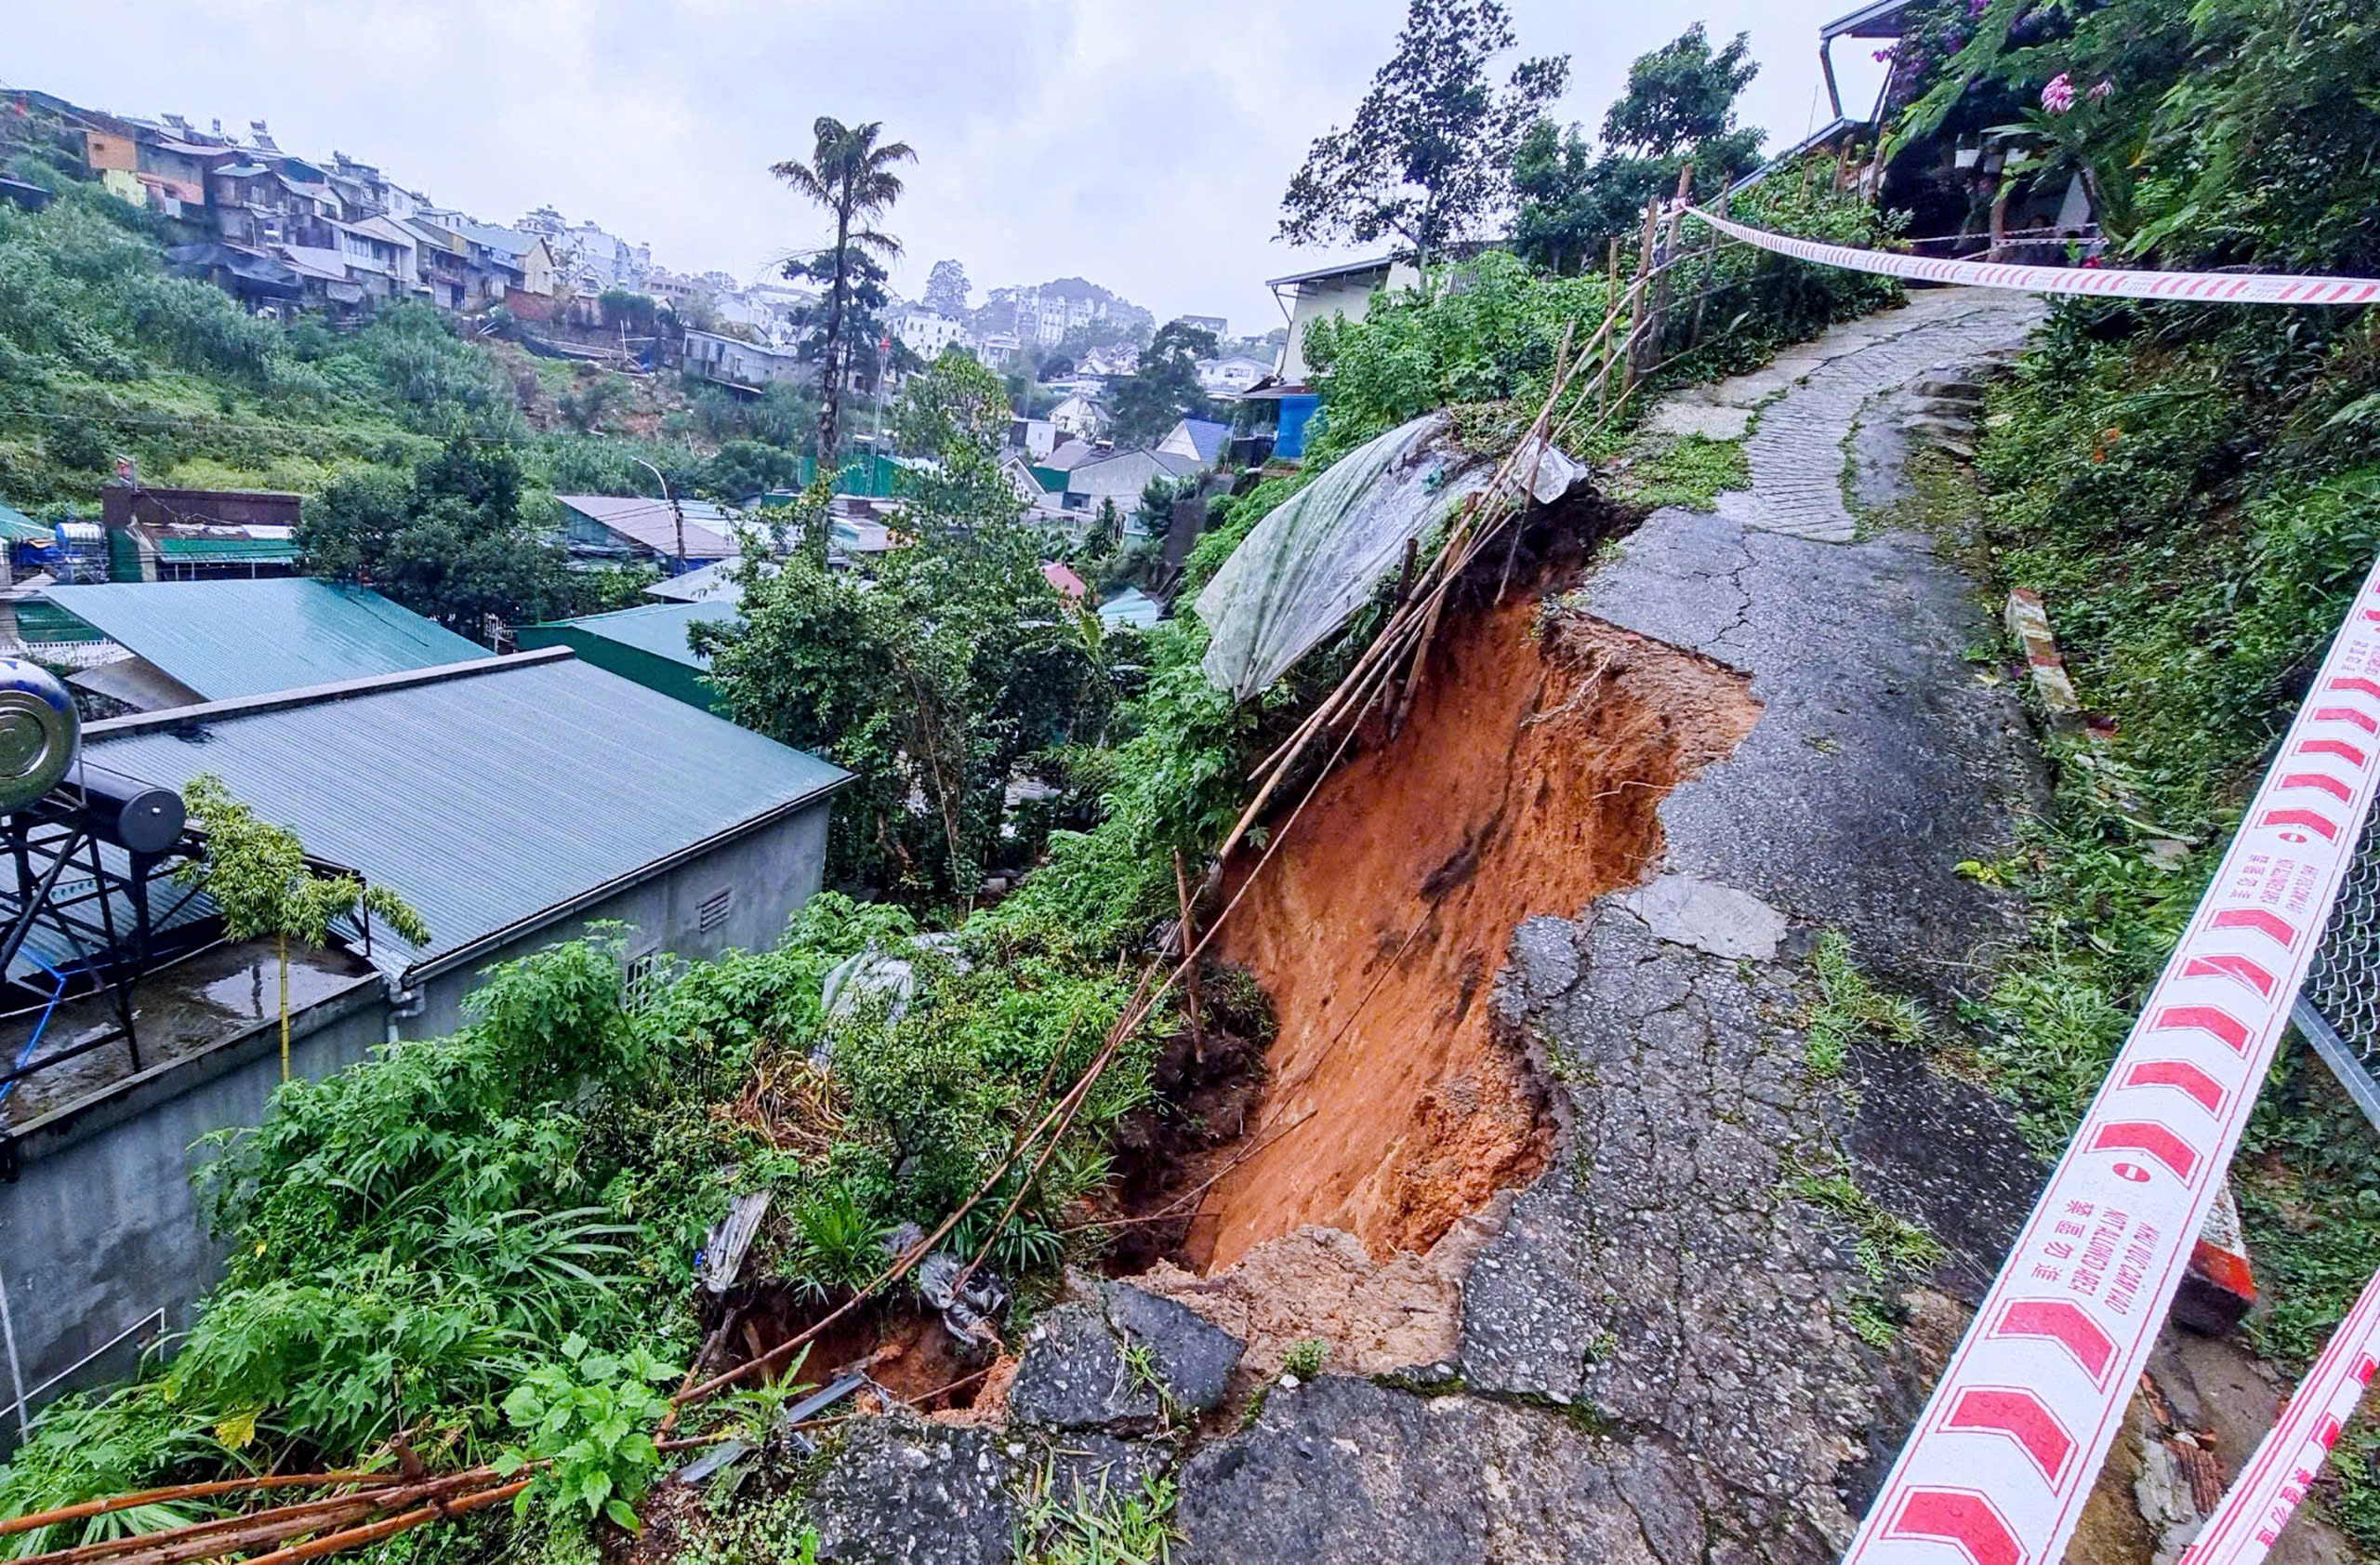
[2294,801,2380,1132]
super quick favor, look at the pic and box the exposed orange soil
[1190,595,1759,1269]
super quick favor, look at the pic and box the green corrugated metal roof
[85,657,851,980]
[41,579,491,699]
[0,502,51,543]
[154,537,298,561]
[524,599,737,670]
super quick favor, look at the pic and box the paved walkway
[1679,287,2044,543]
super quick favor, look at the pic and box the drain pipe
[383,972,426,1043]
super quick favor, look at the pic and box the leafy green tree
[702,531,1095,905]
[597,289,659,333]
[1896,0,2380,274]
[175,776,430,1080]
[1109,320,1217,446]
[1511,25,1763,274]
[1278,0,1567,267]
[698,438,801,503]
[299,437,574,638]
[892,346,1021,534]
[772,117,916,465]
[922,257,971,317]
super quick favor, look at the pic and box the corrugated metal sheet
[84,657,850,979]
[554,497,738,558]
[41,580,490,699]
[153,537,297,561]
[526,600,737,670]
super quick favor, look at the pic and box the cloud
[7,0,1886,330]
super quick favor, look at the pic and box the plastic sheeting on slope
[1194,413,1584,701]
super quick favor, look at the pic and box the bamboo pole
[1173,850,1204,1067]
[0,1477,405,1540]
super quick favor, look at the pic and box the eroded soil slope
[1192,595,1759,1268]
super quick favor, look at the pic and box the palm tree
[773,118,915,480]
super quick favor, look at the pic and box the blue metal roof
[84,655,851,980]
[41,580,491,700]
[532,599,739,670]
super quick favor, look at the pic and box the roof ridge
[86,647,571,739]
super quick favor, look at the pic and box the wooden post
[1690,180,1722,349]
[1394,536,1418,606]
[1648,163,1694,374]
[1625,198,1660,396]
[1599,237,1621,413]
[1174,850,1205,1067]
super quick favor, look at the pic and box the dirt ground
[1188,594,1759,1269]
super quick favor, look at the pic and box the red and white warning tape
[2180,1262,2380,1565]
[1840,553,2380,1565]
[1685,206,2380,307]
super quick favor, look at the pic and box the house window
[622,947,668,1013]
[696,887,734,935]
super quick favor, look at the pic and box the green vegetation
[1512,24,1763,275]
[1802,930,1926,1079]
[175,776,429,1079]
[1013,1467,1179,1565]
[1298,159,1900,468]
[771,116,915,466]
[1109,319,1218,448]
[1276,0,1567,267]
[1610,432,1749,513]
[1885,0,2380,1544]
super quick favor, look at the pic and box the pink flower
[2041,73,2076,113]
[2087,77,2113,102]
[1872,45,1897,61]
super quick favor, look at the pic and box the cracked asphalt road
[1181,290,2056,1563]
[789,290,2099,1564]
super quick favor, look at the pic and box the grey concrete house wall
[0,975,389,1448]
[405,799,830,1038]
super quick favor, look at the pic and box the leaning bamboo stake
[225,1479,531,1565]
[0,1477,404,1541]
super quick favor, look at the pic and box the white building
[1197,355,1274,397]
[972,329,1023,366]
[892,305,968,360]
[1050,392,1107,441]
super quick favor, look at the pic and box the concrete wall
[0,976,389,1448]
[0,798,830,1449]
[403,798,831,1039]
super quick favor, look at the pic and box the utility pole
[634,457,687,570]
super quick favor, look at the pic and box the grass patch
[1611,431,1750,512]
[1013,1466,1179,1565]
[1793,1170,1946,1283]
[1803,929,1925,1078]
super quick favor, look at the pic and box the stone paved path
[1682,287,2045,543]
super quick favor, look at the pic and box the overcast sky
[7,1,1884,332]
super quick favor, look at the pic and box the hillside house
[1197,355,1273,397]
[556,495,740,568]
[1156,418,1230,471]
[1265,254,1421,384]
[683,329,806,390]
[1062,448,1199,526]
[1050,392,1108,441]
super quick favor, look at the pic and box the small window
[697,887,734,934]
[623,948,667,1013]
